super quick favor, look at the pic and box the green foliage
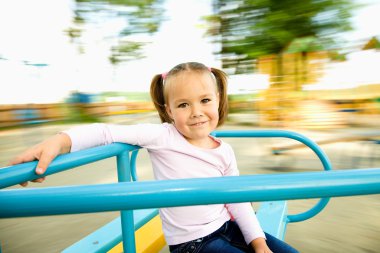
[109,41,146,64]
[363,36,380,50]
[205,0,358,73]
[65,0,165,65]
[228,93,258,101]
[67,107,102,123]
[284,36,324,53]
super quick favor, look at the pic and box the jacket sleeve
[62,123,166,152]
[223,144,266,244]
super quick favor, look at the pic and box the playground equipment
[1,130,380,253]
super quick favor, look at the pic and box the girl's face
[165,71,220,148]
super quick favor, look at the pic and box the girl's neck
[185,135,220,149]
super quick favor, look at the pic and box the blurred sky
[0,0,379,104]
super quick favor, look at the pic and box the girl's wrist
[251,237,267,248]
[57,132,72,154]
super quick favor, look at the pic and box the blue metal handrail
[1,129,369,253]
[0,142,142,253]
[0,143,140,189]
[2,168,380,218]
[130,150,140,181]
[213,129,332,222]
[128,129,333,222]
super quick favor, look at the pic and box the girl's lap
[170,220,299,253]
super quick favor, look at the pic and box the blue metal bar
[256,201,288,240]
[0,129,344,252]
[1,168,379,218]
[213,129,333,222]
[117,151,136,253]
[130,150,139,182]
[62,209,158,253]
[0,143,140,189]
[213,129,332,171]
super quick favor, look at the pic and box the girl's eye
[201,98,211,103]
[178,103,188,108]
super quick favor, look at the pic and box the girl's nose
[191,105,203,118]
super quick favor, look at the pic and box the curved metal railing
[213,130,332,222]
[1,129,380,253]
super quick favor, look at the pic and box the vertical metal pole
[117,151,136,253]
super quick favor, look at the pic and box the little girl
[10,62,298,253]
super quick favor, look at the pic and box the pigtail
[150,74,172,123]
[210,67,229,126]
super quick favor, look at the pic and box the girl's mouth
[190,121,206,126]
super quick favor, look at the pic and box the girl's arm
[226,203,267,247]
[8,123,120,186]
[9,123,164,186]
[8,123,115,186]
[63,123,165,152]
[251,237,273,253]
[223,143,269,251]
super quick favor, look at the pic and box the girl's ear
[165,104,173,119]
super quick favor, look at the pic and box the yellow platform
[108,215,166,253]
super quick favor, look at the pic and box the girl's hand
[8,133,72,186]
[251,237,273,253]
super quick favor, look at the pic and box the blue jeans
[169,220,299,253]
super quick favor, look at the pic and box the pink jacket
[64,123,265,245]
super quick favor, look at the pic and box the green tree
[205,0,357,74]
[65,0,165,65]
[205,0,359,124]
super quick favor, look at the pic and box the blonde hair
[150,62,228,127]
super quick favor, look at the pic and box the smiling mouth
[190,121,207,126]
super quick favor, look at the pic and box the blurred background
[0,0,379,252]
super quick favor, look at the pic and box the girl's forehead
[163,71,218,102]
[168,71,216,90]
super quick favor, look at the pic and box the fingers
[8,150,38,166]
[10,146,56,175]
[8,149,44,187]
[8,146,49,186]
[8,135,64,187]
[35,150,56,175]
[32,177,46,183]
[20,177,46,187]
[20,179,45,187]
